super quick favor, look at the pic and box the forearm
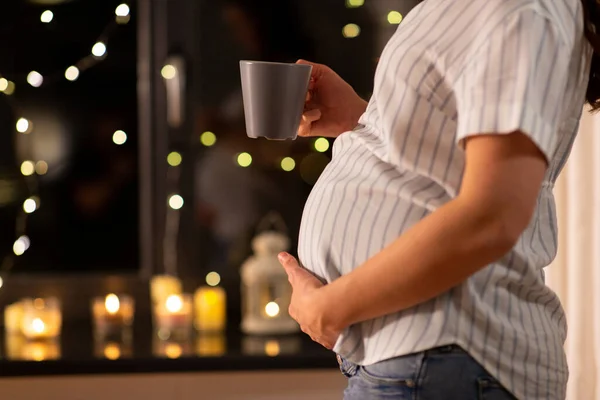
[321,197,517,330]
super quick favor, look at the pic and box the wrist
[316,281,354,333]
[341,97,368,134]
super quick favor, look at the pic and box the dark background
[0,0,420,278]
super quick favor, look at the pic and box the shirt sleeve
[453,10,576,162]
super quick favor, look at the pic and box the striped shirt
[297,1,592,399]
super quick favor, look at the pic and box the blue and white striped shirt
[298,1,592,399]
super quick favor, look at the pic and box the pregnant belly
[297,155,440,283]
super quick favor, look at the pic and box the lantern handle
[255,211,288,235]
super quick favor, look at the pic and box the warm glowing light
[112,130,127,145]
[13,236,30,256]
[280,157,296,171]
[167,151,182,166]
[200,131,216,147]
[0,78,7,92]
[264,340,281,357]
[32,318,46,334]
[65,66,79,81]
[168,194,184,210]
[265,301,280,317]
[115,3,130,16]
[16,118,30,133]
[33,298,45,309]
[387,11,403,24]
[35,161,48,175]
[21,161,35,176]
[161,65,177,80]
[236,152,252,167]
[23,198,38,213]
[27,71,43,87]
[105,294,120,314]
[345,0,365,7]
[342,24,361,38]
[92,42,107,57]
[0,276,3,290]
[165,294,183,313]
[40,10,53,23]
[165,343,183,359]
[205,272,221,287]
[104,343,121,360]
[4,81,15,95]
[314,138,330,152]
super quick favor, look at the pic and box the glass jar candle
[91,294,134,340]
[20,298,62,340]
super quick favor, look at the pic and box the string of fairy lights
[0,0,405,286]
[0,3,132,287]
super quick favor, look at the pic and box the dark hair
[582,0,600,111]
[222,0,315,62]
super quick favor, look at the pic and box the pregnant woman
[277,0,600,399]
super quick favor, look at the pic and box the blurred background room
[0,0,597,399]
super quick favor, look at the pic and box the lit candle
[91,294,134,339]
[4,301,25,334]
[20,298,61,340]
[154,293,193,340]
[150,275,182,305]
[194,272,226,332]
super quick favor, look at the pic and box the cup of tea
[240,61,312,140]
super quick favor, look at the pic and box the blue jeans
[338,345,517,399]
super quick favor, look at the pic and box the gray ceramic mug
[240,61,312,140]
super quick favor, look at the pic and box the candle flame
[32,318,46,333]
[165,294,183,313]
[265,301,280,318]
[105,294,120,314]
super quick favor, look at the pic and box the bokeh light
[92,42,107,57]
[342,24,361,38]
[345,0,364,8]
[112,130,127,145]
[280,157,296,171]
[168,194,184,210]
[314,138,330,152]
[200,131,216,146]
[161,65,177,80]
[16,118,30,134]
[387,11,403,24]
[27,71,43,88]
[206,272,221,287]
[20,161,35,176]
[40,10,53,23]
[65,66,79,81]
[115,3,130,16]
[236,152,252,167]
[167,151,182,166]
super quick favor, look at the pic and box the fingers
[303,108,321,122]
[298,109,322,137]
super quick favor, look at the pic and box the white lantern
[240,215,299,335]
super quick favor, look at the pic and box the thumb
[278,252,300,282]
[296,59,315,66]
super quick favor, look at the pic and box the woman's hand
[297,60,368,138]
[278,252,343,349]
